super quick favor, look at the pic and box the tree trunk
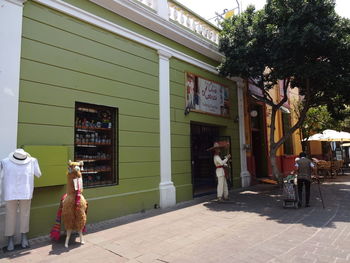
[269,106,282,180]
[270,145,281,180]
[268,79,311,181]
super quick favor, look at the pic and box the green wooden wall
[19,2,160,237]
[169,59,241,203]
[63,0,217,67]
[16,1,240,238]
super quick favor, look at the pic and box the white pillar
[158,49,176,208]
[0,0,26,160]
[155,0,169,20]
[235,78,251,187]
[0,0,26,249]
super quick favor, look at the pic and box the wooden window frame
[74,102,118,188]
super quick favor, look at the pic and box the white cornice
[157,49,172,59]
[4,0,26,6]
[33,0,218,74]
[231,77,245,88]
[90,0,223,62]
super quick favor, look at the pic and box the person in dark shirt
[295,152,315,207]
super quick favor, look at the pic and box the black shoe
[297,203,302,208]
[305,204,310,207]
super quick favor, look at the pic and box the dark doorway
[250,104,268,178]
[190,123,219,197]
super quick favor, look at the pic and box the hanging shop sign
[185,72,230,117]
[248,79,263,97]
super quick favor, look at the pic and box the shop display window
[74,102,117,187]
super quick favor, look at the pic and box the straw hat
[206,142,222,151]
[8,149,31,165]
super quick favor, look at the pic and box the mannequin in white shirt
[0,149,41,251]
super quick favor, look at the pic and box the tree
[218,0,350,179]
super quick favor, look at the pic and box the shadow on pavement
[48,235,84,255]
[1,234,86,259]
[203,176,350,229]
[2,176,350,259]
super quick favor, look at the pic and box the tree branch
[276,78,290,109]
[274,79,311,150]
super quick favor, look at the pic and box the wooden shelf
[76,143,111,147]
[75,144,97,148]
[76,126,112,131]
[77,107,98,113]
[82,170,111,174]
[76,158,111,162]
[84,181,114,187]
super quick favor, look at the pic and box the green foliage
[301,105,333,139]
[219,0,350,110]
[301,105,350,137]
[297,105,350,152]
[218,0,350,177]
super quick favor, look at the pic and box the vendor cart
[282,174,299,208]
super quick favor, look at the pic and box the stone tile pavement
[2,176,350,262]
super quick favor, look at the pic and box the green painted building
[0,0,251,246]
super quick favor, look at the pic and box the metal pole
[317,179,325,209]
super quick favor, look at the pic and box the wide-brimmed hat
[206,141,230,151]
[8,149,31,165]
[206,142,222,151]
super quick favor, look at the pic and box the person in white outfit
[208,142,231,201]
[0,149,42,251]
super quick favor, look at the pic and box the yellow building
[244,81,303,180]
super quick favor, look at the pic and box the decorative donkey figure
[62,160,87,248]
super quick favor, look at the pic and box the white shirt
[0,158,41,201]
[214,154,229,177]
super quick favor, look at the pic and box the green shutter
[23,145,68,187]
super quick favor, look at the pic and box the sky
[176,0,350,24]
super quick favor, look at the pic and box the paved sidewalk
[2,177,350,263]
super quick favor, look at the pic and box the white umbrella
[305,129,350,142]
[322,130,350,141]
[339,131,350,141]
[305,133,324,141]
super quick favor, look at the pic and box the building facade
[244,81,303,180]
[0,0,250,245]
